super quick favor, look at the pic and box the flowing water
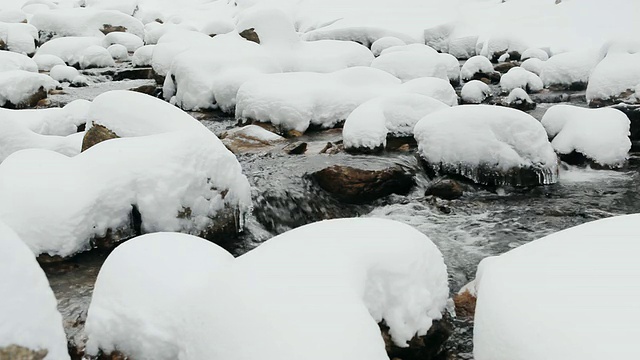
[42,70,640,359]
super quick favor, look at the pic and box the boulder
[311,165,414,203]
[81,124,120,152]
[453,290,477,319]
[425,179,464,200]
[380,312,453,360]
[493,61,519,74]
[219,125,284,154]
[239,28,260,44]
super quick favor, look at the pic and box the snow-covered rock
[343,93,449,152]
[541,104,630,167]
[478,36,527,62]
[151,29,212,76]
[0,117,82,163]
[49,64,79,83]
[79,45,116,69]
[499,67,543,93]
[0,220,70,360]
[0,99,90,136]
[0,90,251,257]
[0,9,27,23]
[107,43,128,60]
[447,35,478,60]
[0,22,38,55]
[371,50,460,83]
[504,88,535,111]
[586,51,640,106]
[85,217,449,360]
[520,48,548,61]
[85,0,138,16]
[35,36,103,66]
[460,55,495,81]
[0,70,58,108]
[414,105,558,187]
[102,31,144,52]
[371,36,406,57]
[32,54,65,71]
[400,77,458,107]
[0,50,37,72]
[131,44,154,67]
[461,80,491,104]
[540,50,600,89]
[520,57,544,76]
[473,214,640,360]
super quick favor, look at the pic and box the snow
[29,8,144,40]
[499,67,543,93]
[371,50,459,83]
[473,214,640,360]
[0,220,70,360]
[35,36,103,66]
[0,9,27,23]
[107,44,129,60]
[586,51,640,104]
[541,104,630,167]
[461,80,491,104]
[520,48,548,61]
[460,55,494,81]
[102,31,144,52]
[520,57,544,76]
[505,87,532,105]
[32,54,65,71]
[49,64,79,83]
[224,125,284,143]
[0,99,90,136]
[400,77,458,107]
[0,50,38,72]
[343,93,449,151]
[540,50,600,88]
[0,70,59,107]
[447,35,478,59]
[0,90,251,257]
[79,45,116,69]
[85,218,449,360]
[0,117,82,162]
[0,22,38,55]
[414,105,558,184]
[371,36,406,57]
[478,35,528,61]
[132,45,154,67]
[151,30,213,76]
[85,0,138,15]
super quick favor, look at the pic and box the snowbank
[541,105,630,167]
[586,51,640,105]
[0,50,37,72]
[343,93,449,151]
[131,45,154,67]
[49,64,79,82]
[478,35,528,62]
[499,67,543,93]
[414,105,558,187]
[0,221,70,360]
[0,70,58,108]
[0,99,90,136]
[520,48,548,61]
[107,44,128,60]
[520,57,543,76]
[85,218,449,360]
[0,90,251,257]
[79,45,116,69]
[473,214,640,360]
[461,80,491,104]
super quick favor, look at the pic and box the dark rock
[588,89,635,107]
[558,151,619,169]
[113,68,155,81]
[453,290,477,319]
[3,86,48,109]
[468,71,501,84]
[547,81,588,92]
[100,24,128,35]
[386,136,417,152]
[0,38,6,50]
[611,104,640,149]
[283,141,307,155]
[493,61,519,74]
[0,345,48,360]
[425,179,464,200]
[128,84,158,96]
[423,160,558,187]
[312,165,415,203]
[220,127,283,154]
[239,28,260,44]
[381,311,453,360]
[81,124,120,152]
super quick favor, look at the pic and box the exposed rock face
[380,312,454,360]
[100,24,127,35]
[469,71,501,84]
[239,28,260,44]
[81,124,120,152]
[312,165,415,203]
[493,61,519,74]
[453,290,477,319]
[425,179,464,200]
[113,68,155,81]
[283,141,307,155]
[0,345,48,360]
[547,81,588,92]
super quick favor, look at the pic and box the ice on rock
[0,70,59,108]
[371,36,406,57]
[343,93,449,151]
[461,80,491,104]
[85,218,449,360]
[520,48,548,61]
[0,50,38,72]
[414,105,558,187]
[499,67,543,93]
[541,104,630,167]
[473,214,640,360]
[79,45,116,69]
[131,45,154,67]
[102,31,144,52]
[0,22,38,55]
[460,55,494,81]
[520,57,544,76]
[586,49,640,105]
[0,90,251,258]
[400,77,458,107]
[540,50,600,89]
[371,49,460,83]
[32,54,65,71]
[107,44,129,60]
[0,220,70,360]
[36,36,103,66]
[30,8,144,41]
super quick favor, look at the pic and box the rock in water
[81,124,120,152]
[380,312,454,360]
[311,165,414,203]
[425,179,464,200]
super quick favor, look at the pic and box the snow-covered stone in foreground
[343,93,449,151]
[414,105,558,187]
[473,214,640,360]
[0,70,59,108]
[36,37,103,66]
[79,45,116,69]
[520,48,548,61]
[33,54,66,72]
[499,67,543,93]
[461,80,491,104]
[520,57,544,76]
[371,50,459,83]
[371,36,406,57]
[540,50,599,89]
[460,55,494,81]
[0,90,251,257]
[400,77,458,106]
[0,220,70,360]
[586,51,640,106]
[504,88,535,111]
[49,65,79,83]
[0,99,90,136]
[102,31,144,52]
[131,45,154,67]
[86,218,449,360]
[478,36,528,62]
[0,50,38,72]
[541,105,630,167]
[0,22,38,55]
[107,44,128,60]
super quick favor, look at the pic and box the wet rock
[128,84,157,96]
[493,61,519,74]
[380,312,453,360]
[558,151,619,169]
[423,161,557,188]
[285,129,303,138]
[100,24,127,35]
[611,104,640,149]
[529,90,586,104]
[425,179,464,200]
[4,86,48,109]
[469,71,501,84]
[0,345,48,360]
[503,88,536,111]
[453,290,477,319]
[311,165,415,203]
[320,141,344,155]
[82,124,120,152]
[113,68,155,81]
[220,125,284,154]
[239,28,260,44]
[547,81,588,92]
[283,141,307,155]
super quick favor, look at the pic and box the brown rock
[283,141,307,155]
[285,129,303,138]
[312,165,414,203]
[425,179,464,200]
[100,24,128,35]
[128,84,157,96]
[220,128,283,154]
[5,86,49,109]
[239,28,260,44]
[81,124,120,152]
[380,312,453,360]
[493,61,519,74]
[0,345,48,360]
[453,290,477,319]
[0,38,6,50]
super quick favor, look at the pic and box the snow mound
[586,51,640,105]
[460,55,494,81]
[0,99,90,136]
[478,35,528,62]
[102,31,143,52]
[49,64,79,83]
[30,8,144,41]
[541,104,630,167]
[343,93,449,151]
[85,0,138,16]
[0,90,251,257]
[400,77,458,107]
[520,48,548,61]
[371,50,460,83]
[0,70,58,108]
[540,50,599,88]
[473,214,640,360]
[33,54,65,71]
[499,67,543,93]
[0,117,82,163]
[0,220,70,360]
[505,87,533,104]
[107,44,128,60]
[151,29,213,76]
[85,218,449,360]
[461,80,491,104]
[79,45,116,69]
[0,10,27,23]
[520,57,544,76]
[0,22,38,55]
[371,36,406,57]
[36,36,103,66]
[131,45,154,67]
[0,50,37,72]
[414,105,558,187]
